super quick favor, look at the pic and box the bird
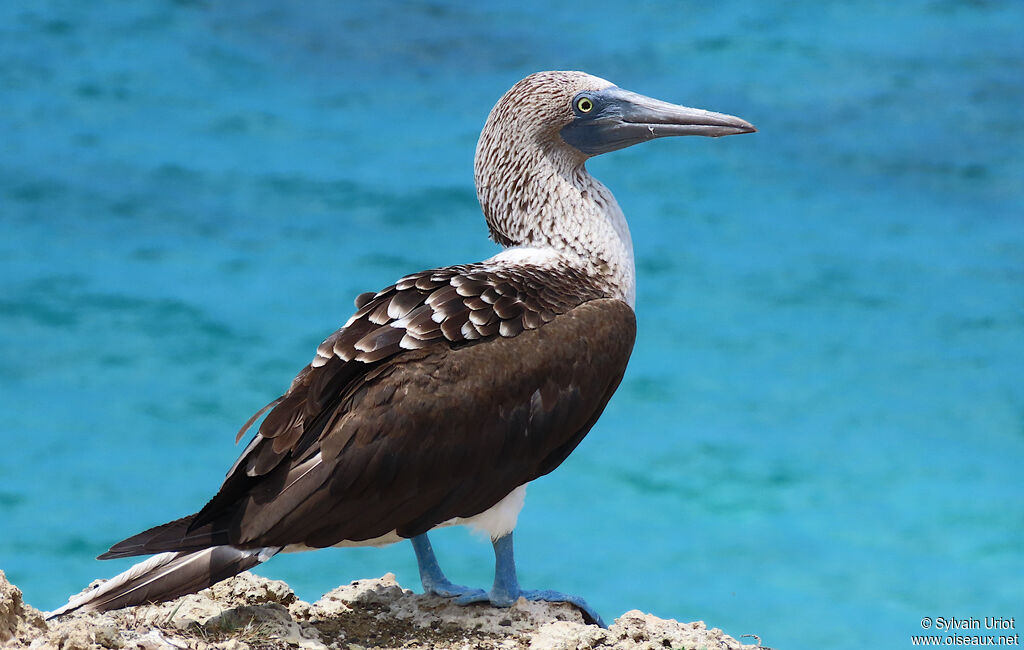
[48,71,754,625]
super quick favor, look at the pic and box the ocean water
[1,2,1022,648]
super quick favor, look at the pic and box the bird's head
[477,70,755,168]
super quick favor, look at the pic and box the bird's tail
[47,545,281,619]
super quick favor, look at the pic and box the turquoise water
[2,2,1022,648]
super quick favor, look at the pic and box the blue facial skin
[560,86,756,156]
[560,87,640,156]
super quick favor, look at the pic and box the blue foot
[410,531,605,627]
[410,533,487,600]
[456,586,606,627]
[462,532,606,627]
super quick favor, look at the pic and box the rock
[1,570,768,649]
[0,569,47,646]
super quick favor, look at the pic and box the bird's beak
[560,86,756,156]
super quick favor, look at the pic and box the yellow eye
[576,97,594,113]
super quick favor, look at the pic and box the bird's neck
[475,148,636,307]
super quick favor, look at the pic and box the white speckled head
[473,72,634,304]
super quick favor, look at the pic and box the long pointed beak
[560,86,756,156]
[615,89,756,138]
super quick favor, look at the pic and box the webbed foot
[409,531,605,627]
[456,585,605,627]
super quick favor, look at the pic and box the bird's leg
[410,533,486,600]
[456,531,607,627]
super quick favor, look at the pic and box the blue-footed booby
[49,71,754,625]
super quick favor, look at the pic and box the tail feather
[98,515,232,560]
[97,515,197,560]
[48,546,280,619]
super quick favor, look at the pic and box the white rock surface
[1,569,767,649]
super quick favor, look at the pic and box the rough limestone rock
[1,570,48,647]
[2,570,767,649]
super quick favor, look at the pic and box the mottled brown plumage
[101,269,631,558]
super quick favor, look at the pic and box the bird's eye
[576,97,594,113]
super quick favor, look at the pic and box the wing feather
[102,262,634,558]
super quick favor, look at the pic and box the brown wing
[101,263,634,558]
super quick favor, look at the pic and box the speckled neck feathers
[474,72,636,307]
